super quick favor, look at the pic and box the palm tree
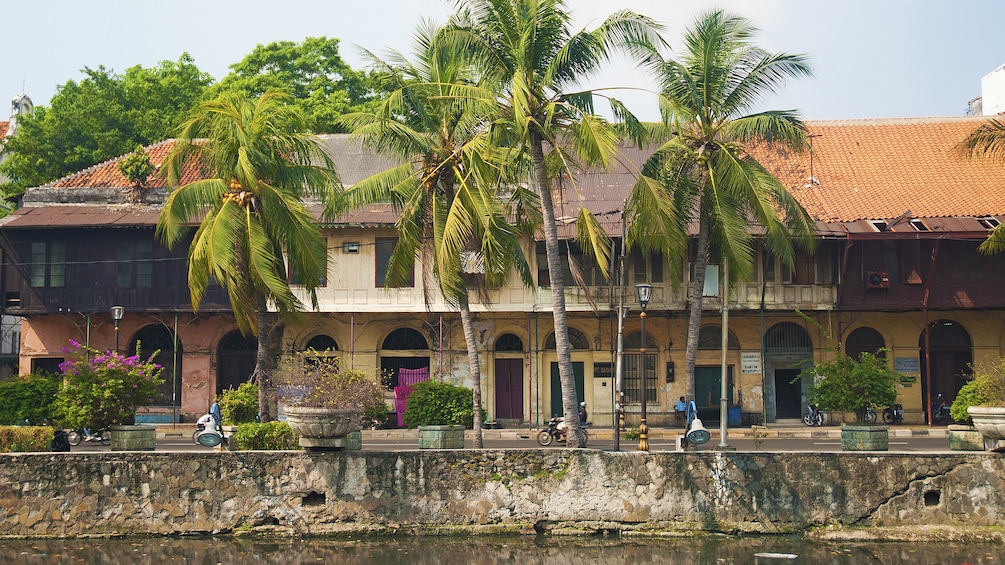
[156,90,340,421]
[956,118,1005,253]
[626,10,816,404]
[338,22,535,447]
[450,0,662,447]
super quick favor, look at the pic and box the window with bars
[623,352,657,403]
[632,248,664,285]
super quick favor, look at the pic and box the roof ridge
[806,115,988,127]
[42,138,176,187]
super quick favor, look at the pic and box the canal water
[0,535,1000,564]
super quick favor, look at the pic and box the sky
[3,0,1005,123]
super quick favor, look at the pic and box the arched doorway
[845,327,886,360]
[920,319,972,415]
[129,324,181,407]
[305,334,338,352]
[217,331,257,395]
[765,321,813,421]
[545,328,589,418]
[380,327,430,428]
[494,333,524,421]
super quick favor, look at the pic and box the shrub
[950,357,1005,423]
[799,350,900,424]
[231,421,298,450]
[403,380,474,428]
[217,382,259,425]
[0,425,52,452]
[276,352,386,427]
[0,374,60,425]
[52,340,164,430]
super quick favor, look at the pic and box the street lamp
[635,283,652,451]
[111,305,125,352]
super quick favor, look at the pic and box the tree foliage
[0,55,211,196]
[212,36,382,133]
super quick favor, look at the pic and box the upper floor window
[117,240,152,287]
[376,238,413,288]
[289,252,328,287]
[536,242,604,288]
[31,241,65,288]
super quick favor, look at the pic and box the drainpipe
[350,313,355,369]
[173,313,178,428]
[923,240,941,426]
[526,312,532,430]
[718,261,730,448]
[439,314,443,377]
[613,217,627,451]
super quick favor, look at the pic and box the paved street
[65,423,958,454]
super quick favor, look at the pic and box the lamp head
[635,283,653,309]
[110,305,125,322]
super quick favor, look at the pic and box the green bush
[0,425,53,452]
[951,357,1005,423]
[217,382,259,424]
[403,380,474,428]
[0,374,60,425]
[231,421,298,450]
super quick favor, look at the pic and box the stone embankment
[1,450,1003,538]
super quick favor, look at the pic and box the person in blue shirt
[675,397,687,426]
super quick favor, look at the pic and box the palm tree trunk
[684,219,710,404]
[254,294,272,422]
[458,298,483,448]
[530,131,582,447]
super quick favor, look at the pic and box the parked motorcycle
[536,417,590,446]
[802,404,824,427]
[66,429,110,446]
[883,403,904,425]
[931,394,952,425]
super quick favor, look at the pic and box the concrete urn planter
[840,424,889,451]
[109,424,157,451]
[947,424,984,451]
[284,406,362,450]
[967,406,1005,451]
[418,425,465,449]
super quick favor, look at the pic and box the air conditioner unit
[865,271,890,289]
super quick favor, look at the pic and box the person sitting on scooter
[578,402,588,424]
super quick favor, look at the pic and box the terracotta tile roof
[45,139,204,190]
[0,121,8,139]
[754,116,1005,223]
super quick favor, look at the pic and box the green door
[694,366,734,421]
[550,362,585,417]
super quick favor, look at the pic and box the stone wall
[1,450,1003,537]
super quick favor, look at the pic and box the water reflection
[0,535,1001,564]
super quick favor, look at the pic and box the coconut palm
[338,22,536,447]
[156,90,340,421]
[626,10,816,403]
[450,0,662,446]
[956,118,1005,253]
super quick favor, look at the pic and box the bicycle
[66,429,110,446]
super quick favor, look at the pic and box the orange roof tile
[755,117,1005,223]
[47,139,205,190]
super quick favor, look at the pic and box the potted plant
[798,349,900,451]
[403,380,474,449]
[951,357,1005,450]
[276,351,385,451]
[51,340,164,451]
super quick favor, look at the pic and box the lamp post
[635,283,652,451]
[111,305,124,352]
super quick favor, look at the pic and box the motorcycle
[536,417,590,446]
[931,394,952,425]
[883,403,904,425]
[66,429,110,446]
[802,404,824,427]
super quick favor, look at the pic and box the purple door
[494,358,524,420]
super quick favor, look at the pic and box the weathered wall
[1,450,1003,537]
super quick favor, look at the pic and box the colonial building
[2,116,1004,428]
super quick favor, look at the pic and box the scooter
[536,417,590,446]
[802,404,824,426]
[931,394,952,425]
[883,403,904,425]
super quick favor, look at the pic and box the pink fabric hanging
[394,385,413,428]
[399,367,429,386]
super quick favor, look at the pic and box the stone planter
[109,424,157,451]
[947,424,984,451]
[284,406,362,450]
[840,424,889,451]
[418,425,465,449]
[967,406,1005,451]
[346,430,362,450]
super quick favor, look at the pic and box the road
[65,427,956,454]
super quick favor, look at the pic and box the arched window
[382,328,428,350]
[624,331,657,350]
[697,325,740,350]
[544,328,590,350]
[129,324,181,407]
[495,333,524,352]
[305,334,338,352]
[845,327,885,360]
[765,322,813,349]
[217,330,257,395]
